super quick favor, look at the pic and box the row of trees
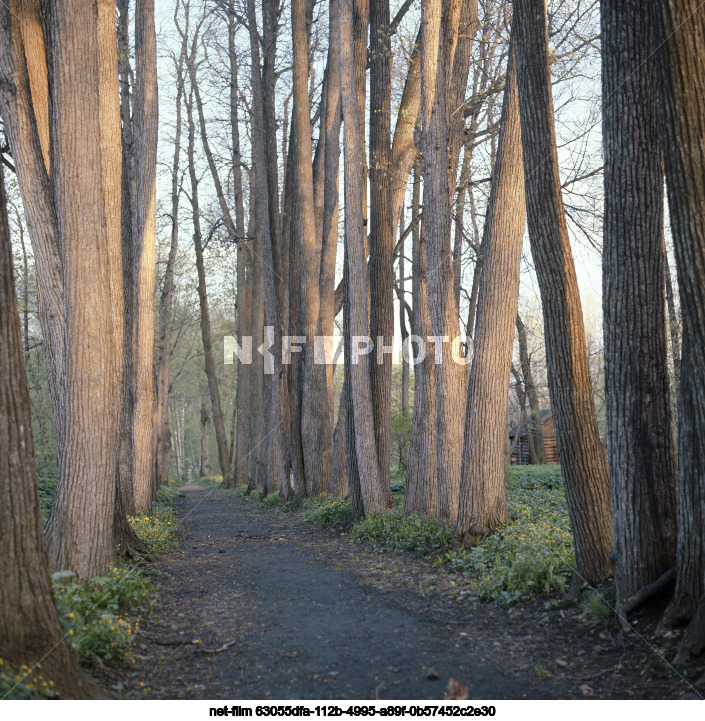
[1,0,704,697]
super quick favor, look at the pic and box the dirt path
[104,486,704,700]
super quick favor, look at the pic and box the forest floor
[99,485,705,700]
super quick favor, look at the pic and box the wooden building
[508,410,560,465]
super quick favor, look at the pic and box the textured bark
[117,0,136,515]
[369,0,394,494]
[0,165,103,699]
[405,213,438,517]
[131,0,158,513]
[329,388,350,498]
[43,0,121,578]
[514,0,612,584]
[340,0,393,515]
[247,0,291,497]
[650,0,705,643]
[602,0,677,605]
[516,313,545,464]
[292,0,326,497]
[456,45,524,541]
[0,0,65,477]
[186,89,232,482]
[420,0,465,526]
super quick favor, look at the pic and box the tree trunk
[228,4,251,489]
[514,0,612,586]
[420,0,465,527]
[339,0,393,515]
[650,0,705,650]
[0,164,103,699]
[155,24,187,491]
[516,313,545,464]
[117,0,136,515]
[131,0,158,513]
[456,43,524,542]
[185,89,232,482]
[602,0,677,606]
[369,0,394,493]
[405,212,438,517]
[200,398,210,478]
[398,216,410,416]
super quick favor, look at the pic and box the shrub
[128,485,179,554]
[302,493,351,528]
[51,565,154,666]
[197,475,223,489]
[0,661,57,699]
[438,465,574,604]
[352,509,453,553]
[36,462,58,525]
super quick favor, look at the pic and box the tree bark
[0,164,104,699]
[456,43,524,542]
[650,0,705,645]
[602,0,677,605]
[339,0,393,515]
[131,0,159,513]
[369,0,394,493]
[514,0,612,585]
[405,213,439,517]
[420,0,465,526]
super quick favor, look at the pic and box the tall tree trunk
[117,0,136,515]
[420,0,465,526]
[247,0,291,497]
[155,22,187,490]
[405,213,439,517]
[339,0,393,515]
[369,0,394,493]
[185,90,232,482]
[516,313,545,464]
[43,0,122,578]
[0,164,103,699]
[514,0,612,586]
[650,0,705,656]
[132,0,159,513]
[602,0,677,607]
[398,216,410,415]
[228,4,251,489]
[456,43,524,542]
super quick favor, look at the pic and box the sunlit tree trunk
[0,164,103,699]
[456,44,524,542]
[514,0,612,587]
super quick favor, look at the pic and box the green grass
[127,485,180,554]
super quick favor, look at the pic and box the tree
[339,0,392,516]
[516,313,545,464]
[456,40,524,542]
[131,0,159,512]
[513,0,612,587]
[0,164,103,699]
[601,0,677,610]
[650,0,705,658]
[420,0,466,527]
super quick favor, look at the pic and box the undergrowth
[239,464,574,606]
[127,485,180,554]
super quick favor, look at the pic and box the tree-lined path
[105,487,697,700]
